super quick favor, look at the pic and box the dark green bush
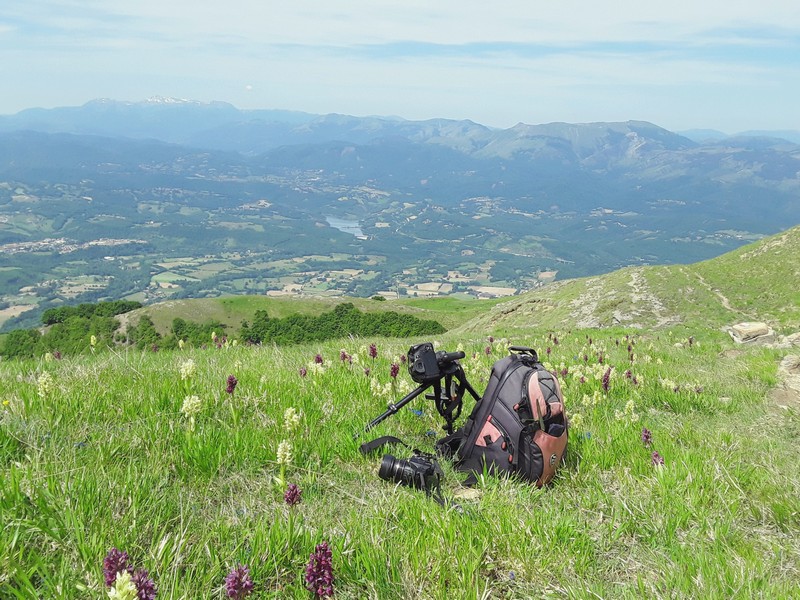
[239,303,444,345]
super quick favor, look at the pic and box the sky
[2,1,799,133]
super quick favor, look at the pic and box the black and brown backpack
[437,346,568,487]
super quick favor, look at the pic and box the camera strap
[358,435,413,456]
[424,463,446,508]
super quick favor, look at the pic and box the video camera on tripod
[364,342,481,435]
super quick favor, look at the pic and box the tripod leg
[364,384,430,432]
[462,378,482,402]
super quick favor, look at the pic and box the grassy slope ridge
[120,294,508,337]
[460,224,800,336]
[1,228,799,599]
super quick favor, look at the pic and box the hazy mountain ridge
[2,97,798,155]
[2,100,798,196]
[4,116,795,212]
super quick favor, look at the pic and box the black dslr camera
[379,452,443,494]
[407,342,464,385]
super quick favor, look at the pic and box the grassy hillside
[460,224,800,336]
[119,294,507,337]
[1,322,798,598]
[2,228,799,598]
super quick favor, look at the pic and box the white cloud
[12,1,800,44]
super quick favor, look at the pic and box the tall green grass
[1,326,798,598]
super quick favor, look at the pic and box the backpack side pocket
[519,427,568,487]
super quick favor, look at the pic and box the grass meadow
[1,326,798,598]
[133,295,507,339]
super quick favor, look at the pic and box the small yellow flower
[108,571,137,600]
[179,359,196,380]
[181,395,202,431]
[181,395,202,417]
[37,372,54,398]
[284,407,301,432]
[614,399,639,423]
[277,439,293,465]
[370,378,392,399]
[308,361,325,375]
[2,399,10,406]
[90,334,97,347]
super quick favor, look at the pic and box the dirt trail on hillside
[569,277,603,328]
[684,268,757,321]
[570,268,680,329]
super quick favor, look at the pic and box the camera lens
[378,454,399,482]
[378,454,419,488]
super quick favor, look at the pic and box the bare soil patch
[769,354,800,411]
[0,304,36,326]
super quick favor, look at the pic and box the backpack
[437,346,568,487]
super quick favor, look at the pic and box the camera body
[378,453,441,492]
[407,342,441,384]
[407,342,464,385]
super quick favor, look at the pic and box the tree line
[239,302,445,345]
[0,301,445,359]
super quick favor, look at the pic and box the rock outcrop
[728,322,774,344]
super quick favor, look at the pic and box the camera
[378,453,442,492]
[407,342,465,385]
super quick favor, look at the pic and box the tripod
[364,360,482,435]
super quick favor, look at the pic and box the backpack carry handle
[508,346,539,362]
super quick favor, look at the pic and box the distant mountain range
[2,96,799,213]
[1,98,799,330]
[2,97,800,152]
[3,99,798,223]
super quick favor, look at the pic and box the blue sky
[2,0,799,133]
